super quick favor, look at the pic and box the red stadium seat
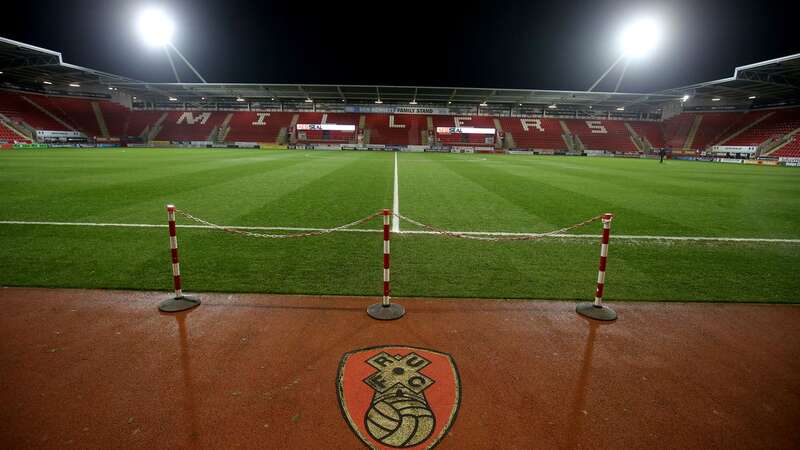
[295,112,359,143]
[724,109,800,146]
[564,119,637,152]
[155,111,226,141]
[0,90,70,131]
[771,135,800,157]
[366,114,427,145]
[431,115,496,146]
[226,112,295,143]
[499,117,566,150]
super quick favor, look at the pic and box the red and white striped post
[576,213,617,321]
[367,209,405,320]
[158,204,201,312]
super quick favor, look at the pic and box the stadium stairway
[0,113,33,141]
[0,121,30,142]
[717,111,775,146]
[216,113,234,143]
[91,102,110,139]
[768,134,800,157]
[21,95,75,131]
[763,124,800,157]
[625,123,648,151]
[683,115,702,150]
[146,113,169,141]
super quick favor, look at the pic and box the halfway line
[0,220,798,243]
[392,151,400,233]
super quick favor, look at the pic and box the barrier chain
[164,205,614,320]
[175,208,382,239]
[392,212,606,241]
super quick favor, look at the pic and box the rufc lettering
[176,112,211,125]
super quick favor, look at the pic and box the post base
[367,303,405,320]
[159,295,201,313]
[576,302,617,321]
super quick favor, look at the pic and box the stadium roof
[2,35,799,110]
[658,53,800,106]
[112,82,681,110]
[0,37,138,87]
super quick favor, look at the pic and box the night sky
[4,0,798,92]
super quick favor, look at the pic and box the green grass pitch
[1,147,798,302]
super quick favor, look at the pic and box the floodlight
[409,100,417,105]
[168,96,178,101]
[236,97,245,102]
[619,17,662,58]
[137,8,174,47]
[748,96,756,99]
[42,81,52,85]
[712,98,721,102]
[375,99,383,104]
[305,98,313,103]
[681,94,690,102]
[616,107,625,111]
[479,101,488,107]
[69,83,80,87]
[548,104,557,109]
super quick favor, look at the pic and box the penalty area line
[392,151,400,233]
[0,220,798,243]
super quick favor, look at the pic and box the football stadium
[1,2,799,449]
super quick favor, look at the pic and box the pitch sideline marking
[0,220,798,243]
[392,151,400,233]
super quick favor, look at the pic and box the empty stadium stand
[37,96,101,137]
[723,109,800,146]
[3,87,800,157]
[661,114,694,149]
[565,119,638,152]
[154,111,226,141]
[98,101,132,139]
[0,122,28,142]
[770,136,800,158]
[295,112,359,143]
[499,117,566,150]
[226,112,294,143]
[626,121,665,148]
[0,91,70,131]
[432,115,496,146]
[365,114,426,146]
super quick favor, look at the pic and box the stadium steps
[763,125,800,156]
[145,112,169,141]
[717,111,774,146]
[21,96,76,131]
[287,114,300,144]
[505,132,516,148]
[683,115,703,149]
[206,125,219,142]
[557,120,575,150]
[572,134,585,151]
[625,123,649,151]
[493,118,503,148]
[0,113,33,140]
[277,127,288,144]
[217,113,233,142]
[91,102,109,138]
